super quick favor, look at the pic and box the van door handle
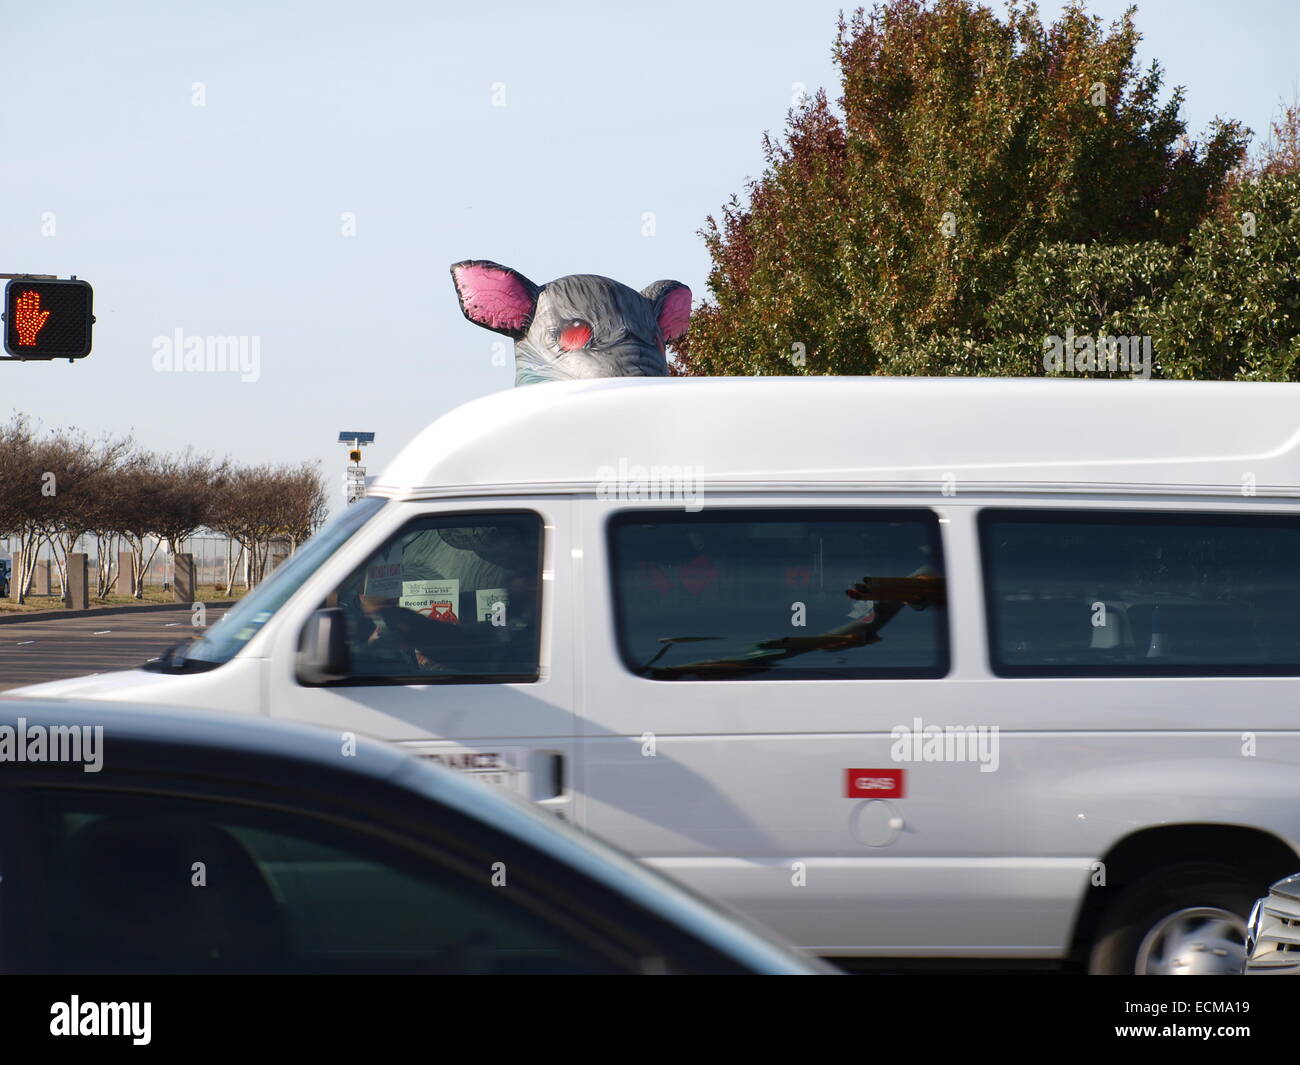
[533,751,565,801]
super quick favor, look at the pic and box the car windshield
[171,497,386,668]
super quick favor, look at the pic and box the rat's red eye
[557,320,593,351]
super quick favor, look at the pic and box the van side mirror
[296,607,352,685]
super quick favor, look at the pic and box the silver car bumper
[1244,872,1300,974]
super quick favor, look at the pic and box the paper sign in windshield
[401,579,460,622]
[476,587,508,624]
[365,543,404,598]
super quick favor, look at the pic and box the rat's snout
[555,338,668,379]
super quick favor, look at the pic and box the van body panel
[576,492,1300,951]
[10,657,265,713]
[640,856,1090,957]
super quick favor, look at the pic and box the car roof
[0,697,827,973]
[367,376,1300,501]
[0,695,413,782]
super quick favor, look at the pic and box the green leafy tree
[676,0,1246,377]
[1152,173,1300,379]
[899,239,1179,375]
[928,117,1300,379]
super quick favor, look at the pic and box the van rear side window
[608,509,948,680]
[980,509,1300,677]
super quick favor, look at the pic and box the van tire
[1087,863,1256,975]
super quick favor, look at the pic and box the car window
[17,790,621,974]
[608,508,948,679]
[323,511,543,683]
[980,509,1300,676]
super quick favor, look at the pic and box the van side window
[325,512,543,683]
[608,509,948,680]
[980,509,1300,677]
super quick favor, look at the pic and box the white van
[17,376,1300,973]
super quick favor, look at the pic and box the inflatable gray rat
[450,260,691,385]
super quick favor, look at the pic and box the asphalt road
[0,606,226,692]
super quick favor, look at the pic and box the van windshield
[152,497,386,671]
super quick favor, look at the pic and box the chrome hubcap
[1135,906,1247,975]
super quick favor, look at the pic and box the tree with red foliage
[674,1,1246,377]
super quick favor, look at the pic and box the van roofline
[369,377,1300,499]
[366,479,1300,502]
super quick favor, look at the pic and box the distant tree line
[0,414,328,604]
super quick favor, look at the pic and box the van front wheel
[1087,864,1255,975]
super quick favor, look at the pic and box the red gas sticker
[845,768,905,798]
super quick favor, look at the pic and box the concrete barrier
[173,553,195,604]
[116,551,134,595]
[66,553,90,610]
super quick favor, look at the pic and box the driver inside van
[327,522,538,678]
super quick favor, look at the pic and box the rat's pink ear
[451,260,539,337]
[642,280,692,342]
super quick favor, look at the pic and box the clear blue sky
[2,0,1296,515]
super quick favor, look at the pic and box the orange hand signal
[15,290,51,346]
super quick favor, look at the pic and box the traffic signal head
[349,449,362,464]
[4,278,94,359]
